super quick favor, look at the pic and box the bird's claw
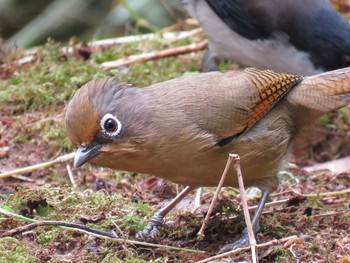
[135,223,161,241]
[202,49,220,72]
[218,234,250,254]
[135,212,164,241]
[219,225,260,254]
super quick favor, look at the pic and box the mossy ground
[0,31,349,262]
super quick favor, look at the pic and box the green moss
[0,237,41,263]
[269,246,290,262]
[13,133,31,144]
[0,185,182,261]
[46,168,70,185]
[101,253,167,263]
[2,185,149,232]
[318,114,336,129]
[32,119,72,152]
[102,254,137,263]
[38,230,58,246]
[0,41,113,113]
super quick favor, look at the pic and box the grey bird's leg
[202,49,220,72]
[136,186,193,240]
[219,190,270,253]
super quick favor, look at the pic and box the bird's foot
[218,225,260,254]
[135,212,164,241]
[202,49,220,72]
[218,233,249,254]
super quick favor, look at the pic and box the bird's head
[65,78,153,169]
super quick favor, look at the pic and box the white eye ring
[100,113,122,137]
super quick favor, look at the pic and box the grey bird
[186,0,350,74]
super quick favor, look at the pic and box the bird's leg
[219,190,270,253]
[202,49,220,72]
[136,186,193,240]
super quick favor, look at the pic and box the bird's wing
[209,68,303,146]
[150,69,303,147]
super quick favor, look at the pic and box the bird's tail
[288,67,350,112]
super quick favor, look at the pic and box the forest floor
[0,23,349,263]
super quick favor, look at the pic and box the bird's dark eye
[100,113,122,136]
[104,118,117,132]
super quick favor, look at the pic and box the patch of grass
[0,41,113,113]
[32,119,72,152]
[263,214,288,237]
[101,253,168,263]
[2,185,150,233]
[92,38,201,88]
[0,237,41,263]
[13,133,31,144]
[267,246,290,261]
[46,168,70,185]
[0,185,191,262]
[38,230,58,246]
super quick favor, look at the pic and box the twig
[0,207,204,253]
[63,28,203,55]
[283,235,309,248]
[261,206,295,216]
[197,153,234,240]
[192,188,202,212]
[197,153,257,262]
[66,164,76,188]
[270,189,294,197]
[100,40,207,69]
[111,219,128,250]
[0,152,75,179]
[231,154,257,263]
[0,207,36,224]
[311,211,341,218]
[9,174,35,182]
[2,220,119,239]
[5,29,204,68]
[248,198,289,211]
[197,235,308,263]
[25,111,65,127]
[305,188,350,198]
[248,188,350,211]
[289,243,299,261]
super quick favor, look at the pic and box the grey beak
[74,145,102,168]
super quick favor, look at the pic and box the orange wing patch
[245,68,303,128]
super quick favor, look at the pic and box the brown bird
[65,67,350,252]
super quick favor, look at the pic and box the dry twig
[66,163,76,188]
[62,28,203,55]
[248,187,350,212]
[231,154,257,262]
[0,152,75,179]
[197,153,257,262]
[0,207,204,253]
[197,235,310,263]
[92,28,202,48]
[100,40,207,69]
[197,153,234,240]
